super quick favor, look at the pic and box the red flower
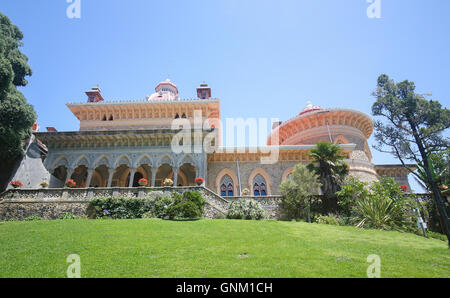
[400,185,409,191]
[10,180,23,188]
[66,179,76,188]
[138,178,148,186]
[195,177,204,185]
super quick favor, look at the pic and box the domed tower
[146,78,179,101]
[267,102,377,182]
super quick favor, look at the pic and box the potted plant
[195,177,204,186]
[242,188,250,196]
[138,178,148,187]
[399,185,409,192]
[163,178,173,187]
[40,180,49,188]
[65,179,76,188]
[9,180,23,189]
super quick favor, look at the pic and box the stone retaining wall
[0,187,229,220]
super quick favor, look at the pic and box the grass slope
[0,219,448,278]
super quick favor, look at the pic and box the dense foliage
[279,163,321,221]
[166,191,206,220]
[89,191,207,220]
[307,142,349,213]
[372,74,450,244]
[227,199,267,220]
[336,176,418,232]
[0,13,36,161]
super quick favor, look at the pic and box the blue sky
[2,0,450,191]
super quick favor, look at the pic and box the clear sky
[2,0,449,191]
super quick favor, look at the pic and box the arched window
[220,175,234,197]
[102,115,107,121]
[182,113,187,119]
[253,183,260,196]
[175,113,180,119]
[253,174,267,196]
[109,115,114,121]
[227,183,234,197]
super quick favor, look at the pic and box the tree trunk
[409,120,450,247]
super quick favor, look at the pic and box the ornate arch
[114,154,132,168]
[135,154,153,168]
[248,168,272,196]
[281,167,294,182]
[215,168,239,196]
[156,154,174,168]
[177,154,197,169]
[93,155,111,169]
[72,155,90,169]
[51,156,69,171]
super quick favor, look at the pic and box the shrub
[316,214,340,226]
[336,176,369,217]
[143,191,174,218]
[227,199,267,220]
[24,215,42,221]
[89,191,207,220]
[166,191,206,219]
[89,197,147,219]
[336,176,418,232]
[279,164,321,221]
[428,231,446,242]
[59,212,77,220]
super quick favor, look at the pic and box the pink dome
[299,102,323,116]
[147,78,179,101]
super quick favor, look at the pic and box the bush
[24,215,42,221]
[166,191,206,219]
[279,164,321,221]
[316,214,340,226]
[89,197,147,219]
[427,231,446,242]
[59,212,78,220]
[227,199,267,220]
[336,176,418,232]
[89,191,207,220]
[143,191,174,218]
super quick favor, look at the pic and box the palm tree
[307,142,349,213]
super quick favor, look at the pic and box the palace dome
[299,101,323,115]
[146,78,179,101]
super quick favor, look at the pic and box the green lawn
[0,219,448,278]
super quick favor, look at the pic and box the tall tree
[0,13,36,167]
[279,163,321,221]
[307,142,349,213]
[372,74,450,246]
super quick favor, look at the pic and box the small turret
[197,82,211,99]
[86,86,104,103]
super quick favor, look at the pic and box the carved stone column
[128,168,137,188]
[151,168,157,187]
[86,169,94,188]
[107,168,114,188]
[173,167,179,186]
[66,168,74,182]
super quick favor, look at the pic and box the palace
[8,79,411,197]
